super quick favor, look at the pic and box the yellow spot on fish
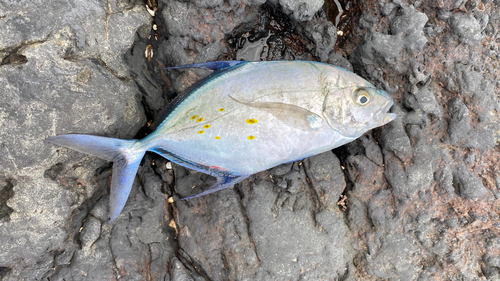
[196,117,204,122]
[246,119,258,124]
[190,115,198,120]
[203,124,211,129]
[247,135,255,140]
[215,136,221,140]
[219,108,225,112]
[198,130,204,134]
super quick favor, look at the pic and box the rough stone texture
[0,0,147,279]
[278,0,324,22]
[2,0,500,280]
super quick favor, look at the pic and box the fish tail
[45,134,145,223]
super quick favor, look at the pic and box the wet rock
[235,32,271,61]
[406,62,441,116]
[484,237,500,278]
[390,4,428,52]
[125,42,166,117]
[278,0,324,22]
[380,115,412,163]
[0,0,152,77]
[454,165,488,200]
[0,33,145,170]
[159,0,263,67]
[304,17,337,62]
[170,258,196,281]
[328,51,354,71]
[0,0,147,278]
[0,0,68,49]
[350,31,405,74]
[3,0,500,279]
[449,13,486,45]
[305,151,346,209]
[51,155,173,280]
[447,97,495,151]
[244,179,351,279]
[364,190,420,279]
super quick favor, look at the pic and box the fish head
[323,86,396,138]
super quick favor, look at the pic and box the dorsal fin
[163,61,246,71]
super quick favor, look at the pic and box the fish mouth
[383,112,397,124]
[375,99,397,126]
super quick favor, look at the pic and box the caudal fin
[45,134,145,223]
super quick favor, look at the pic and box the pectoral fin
[229,96,324,131]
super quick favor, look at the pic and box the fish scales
[147,62,373,173]
[46,60,396,222]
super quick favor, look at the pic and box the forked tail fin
[45,135,145,223]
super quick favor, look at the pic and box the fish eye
[354,89,372,105]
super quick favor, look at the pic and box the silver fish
[46,61,396,222]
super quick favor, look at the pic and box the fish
[46,60,396,222]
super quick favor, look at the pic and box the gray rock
[412,85,441,116]
[454,164,488,200]
[63,1,151,77]
[328,52,354,72]
[173,184,264,280]
[159,0,263,67]
[449,13,486,45]
[0,0,67,49]
[0,35,145,280]
[437,165,456,195]
[0,0,147,278]
[381,114,412,163]
[170,258,196,281]
[245,180,351,279]
[0,0,153,77]
[454,63,483,96]
[278,0,324,22]
[448,97,472,141]
[304,151,346,209]
[50,155,173,280]
[304,17,337,62]
[2,0,500,279]
[406,62,441,116]
[361,135,384,167]
[365,233,420,279]
[125,41,167,116]
[447,97,495,151]
[364,190,420,279]
[390,5,428,52]
[350,31,405,74]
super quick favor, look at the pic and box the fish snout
[380,98,396,125]
[372,97,396,127]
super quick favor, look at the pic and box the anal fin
[150,147,248,199]
[151,147,235,177]
[181,175,248,200]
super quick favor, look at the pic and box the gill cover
[322,88,368,137]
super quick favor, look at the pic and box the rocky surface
[1,0,499,280]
